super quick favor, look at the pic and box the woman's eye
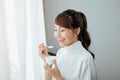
[60,30,65,32]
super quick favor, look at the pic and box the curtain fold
[2,0,46,80]
[4,0,21,79]
[25,0,35,80]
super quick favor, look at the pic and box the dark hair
[55,9,95,59]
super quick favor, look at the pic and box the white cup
[45,56,56,65]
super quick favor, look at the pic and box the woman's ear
[76,27,80,35]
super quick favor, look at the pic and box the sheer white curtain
[1,0,46,80]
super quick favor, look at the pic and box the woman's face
[54,24,79,47]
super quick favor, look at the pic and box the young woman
[39,9,97,80]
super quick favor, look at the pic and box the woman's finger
[44,63,52,73]
[39,43,48,56]
[53,60,58,69]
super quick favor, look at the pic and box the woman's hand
[39,43,48,61]
[44,60,64,80]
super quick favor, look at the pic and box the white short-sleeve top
[56,41,97,80]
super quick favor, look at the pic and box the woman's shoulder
[78,51,95,65]
[56,48,64,57]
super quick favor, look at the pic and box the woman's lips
[58,39,65,43]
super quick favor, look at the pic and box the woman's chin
[59,43,65,47]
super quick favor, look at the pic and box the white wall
[43,0,120,80]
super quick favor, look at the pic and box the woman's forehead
[54,24,63,28]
